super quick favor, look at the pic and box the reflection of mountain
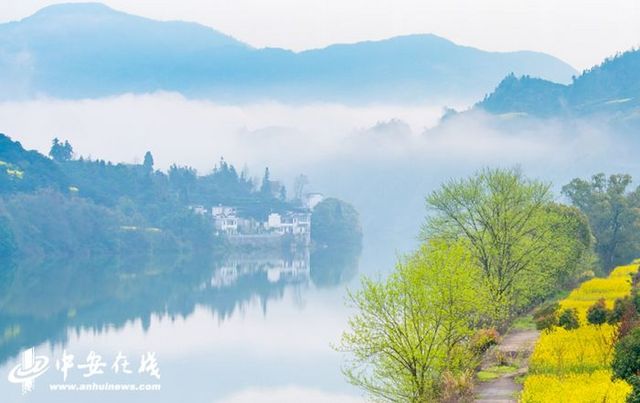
[0,246,360,365]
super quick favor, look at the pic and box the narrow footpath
[474,329,540,403]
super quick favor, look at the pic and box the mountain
[479,49,640,117]
[0,2,577,103]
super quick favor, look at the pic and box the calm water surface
[0,226,407,403]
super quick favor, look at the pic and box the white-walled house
[212,205,238,234]
[265,212,311,235]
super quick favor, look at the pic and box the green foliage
[143,151,154,173]
[423,168,592,318]
[510,314,537,331]
[471,328,500,354]
[311,198,362,250]
[479,49,640,117]
[1,189,117,256]
[558,308,580,330]
[533,302,559,330]
[0,134,68,194]
[0,134,295,256]
[585,298,611,325]
[338,240,489,402]
[610,297,634,324]
[613,328,640,383]
[562,173,640,271]
[0,215,15,259]
[49,138,73,162]
[477,365,519,382]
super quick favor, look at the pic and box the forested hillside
[479,48,640,117]
[0,134,297,260]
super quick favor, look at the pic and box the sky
[2,0,639,71]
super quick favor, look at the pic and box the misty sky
[2,0,639,70]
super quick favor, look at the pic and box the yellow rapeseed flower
[520,262,639,402]
[521,370,631,403]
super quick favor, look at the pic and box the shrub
[627,375,640,403]
[633,291,640,314]
[533,302,559,330]
[558,308,580,330]
[612,327,640,382]
[587,298,611,325]
[610,296,633,324]
[471,328,500,354]
[439,370,474,403]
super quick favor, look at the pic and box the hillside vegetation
[479,48,640,117]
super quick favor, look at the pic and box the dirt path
[474,329,540,403]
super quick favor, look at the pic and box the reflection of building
[210,249,310,288]
[189,205,208,215]
[212,205,238,235]
[191,204,312,243]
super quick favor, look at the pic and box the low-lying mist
[1,92,637,274]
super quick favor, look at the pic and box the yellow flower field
[529,324,616,373]
[521,370,632,403]
[521,262,639,402]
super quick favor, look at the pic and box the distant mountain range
[478,49,640,118]
[0,2,577,103]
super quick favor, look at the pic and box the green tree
[612,328,640,402]
[586,298,611,325]
[513,203,594,308]
[260,167,271,197]
[311,198,362,250]
[49,138,74,162]
[337,240,489,402]
[562,173,640,271]
[143,151,154,174]
[558,308,580,330]
[0,215,15,259]
[423,168,560,316]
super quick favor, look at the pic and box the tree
[423,168,557,316]
[512,203,594,308]
[143,151,154,174]
[586,298,611,325]
[260,167,271,197]
[0,215,15,259]
[311,198,362,250]
[562,173,640,271]
[612,328,640,402]
[337,240,489,402]
[293,174,309,201]
[558,308,579,330]
[49,138,73,162]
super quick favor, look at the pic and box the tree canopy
[562,173,640,271]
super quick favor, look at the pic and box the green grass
[477,365,519,382]
[510,314,536,331]
[514,374,526,384]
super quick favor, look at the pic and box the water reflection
[0,245,360,369]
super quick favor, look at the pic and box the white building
[304,193,324,210]
[266,212,311,235]
[212,205,238,234]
